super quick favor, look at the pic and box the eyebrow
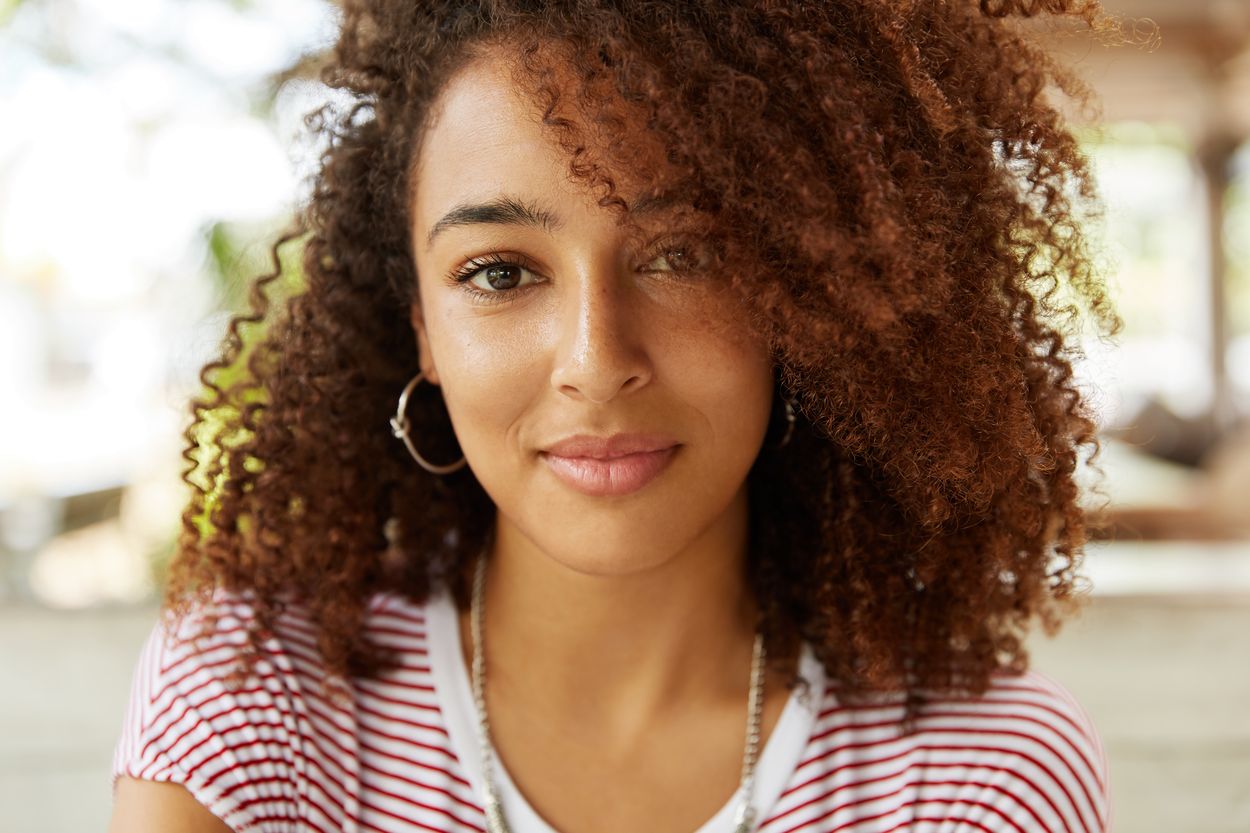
[424,191,681,249]
[425,196,560,248]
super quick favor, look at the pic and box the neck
[458,484,762,746]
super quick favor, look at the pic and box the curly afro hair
[168,0,1127,730]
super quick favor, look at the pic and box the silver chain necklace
[469,551,767,833]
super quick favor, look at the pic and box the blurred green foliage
[152,221,309,581]
[1227,149,1250,338]
[0,0,28,27]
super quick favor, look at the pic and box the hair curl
[169,0,1128,731]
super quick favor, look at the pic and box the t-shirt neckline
[424,584,825,833]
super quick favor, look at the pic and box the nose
[548,263,653,404]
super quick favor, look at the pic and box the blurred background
[1,0,1247,830]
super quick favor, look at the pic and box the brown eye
[644,242,708,273]
[446,252,543,303]
[479,263,526,290]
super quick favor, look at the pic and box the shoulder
[111,591,314,830]
[921,668,1111,833]
[112,589,432,831]
[984,668,1111,832]
[122,591,328,727]
[798,668,1110,833]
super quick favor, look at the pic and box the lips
[539,445,680,497]
[537,431,681,497]
[542,432,680,459]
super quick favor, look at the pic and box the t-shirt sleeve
[1024,669,1112,833]
[935,668,1113,833]
[111,606,305,832]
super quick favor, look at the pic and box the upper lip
[541,432,680,459]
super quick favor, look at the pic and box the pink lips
[540,445,680,497]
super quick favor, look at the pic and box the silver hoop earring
[389,370,468,475]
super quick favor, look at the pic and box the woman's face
[408,52,775,576]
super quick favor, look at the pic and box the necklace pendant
[732,801,756,833]
[485,795,513,833]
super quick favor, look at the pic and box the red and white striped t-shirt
[113,587,1111,833]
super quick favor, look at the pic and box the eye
[640,238,712,274]
[445,252,543,303]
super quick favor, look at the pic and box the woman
[109,1,1124,831]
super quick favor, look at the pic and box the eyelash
[445,252,543,305]
[444,240,706,305]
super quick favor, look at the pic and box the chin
[533,531,694,579]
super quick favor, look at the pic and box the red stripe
[204,735,477,825]
[360,794,484,833]
[215,773,296,802]
[806,706,1101,798]
[914,710,1100,794]
[358,744,478,811]
[765,765,1062,833]
[356,775,484,831]
[169,652,448,753]
[241,805,332,830]
[222,756,348,828]
[194,711,353,796]
[156,685,477,820]
[369,603,430,628]
[877,814,998,833]
[202,715,480,829]
[142,660,468,792]
[356,675,442,710]
[138,673,303,769]
[772,795,1026,833]
[159,699,353,817]
[782,742,1091,833]
[357,732,472,790]
[917,700,1097,775]
[798,706,1100,826]
[353,708,463,762]
[366,624,432,643]
[354,690,448,735]
[815,680,1091,724]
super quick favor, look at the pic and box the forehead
[410,51,678,246]
[412,57,581,231]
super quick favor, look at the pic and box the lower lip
[540,446,679,497]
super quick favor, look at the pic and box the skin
[108,777,232,833]
[109,45,792,833]
[409,51,793,832]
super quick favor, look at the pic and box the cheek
[708,353,774,452]
[665,323,774,456]
[430,320,538,455]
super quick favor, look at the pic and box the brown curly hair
[169,0,1129,731]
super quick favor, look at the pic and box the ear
[409,303,441,386]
